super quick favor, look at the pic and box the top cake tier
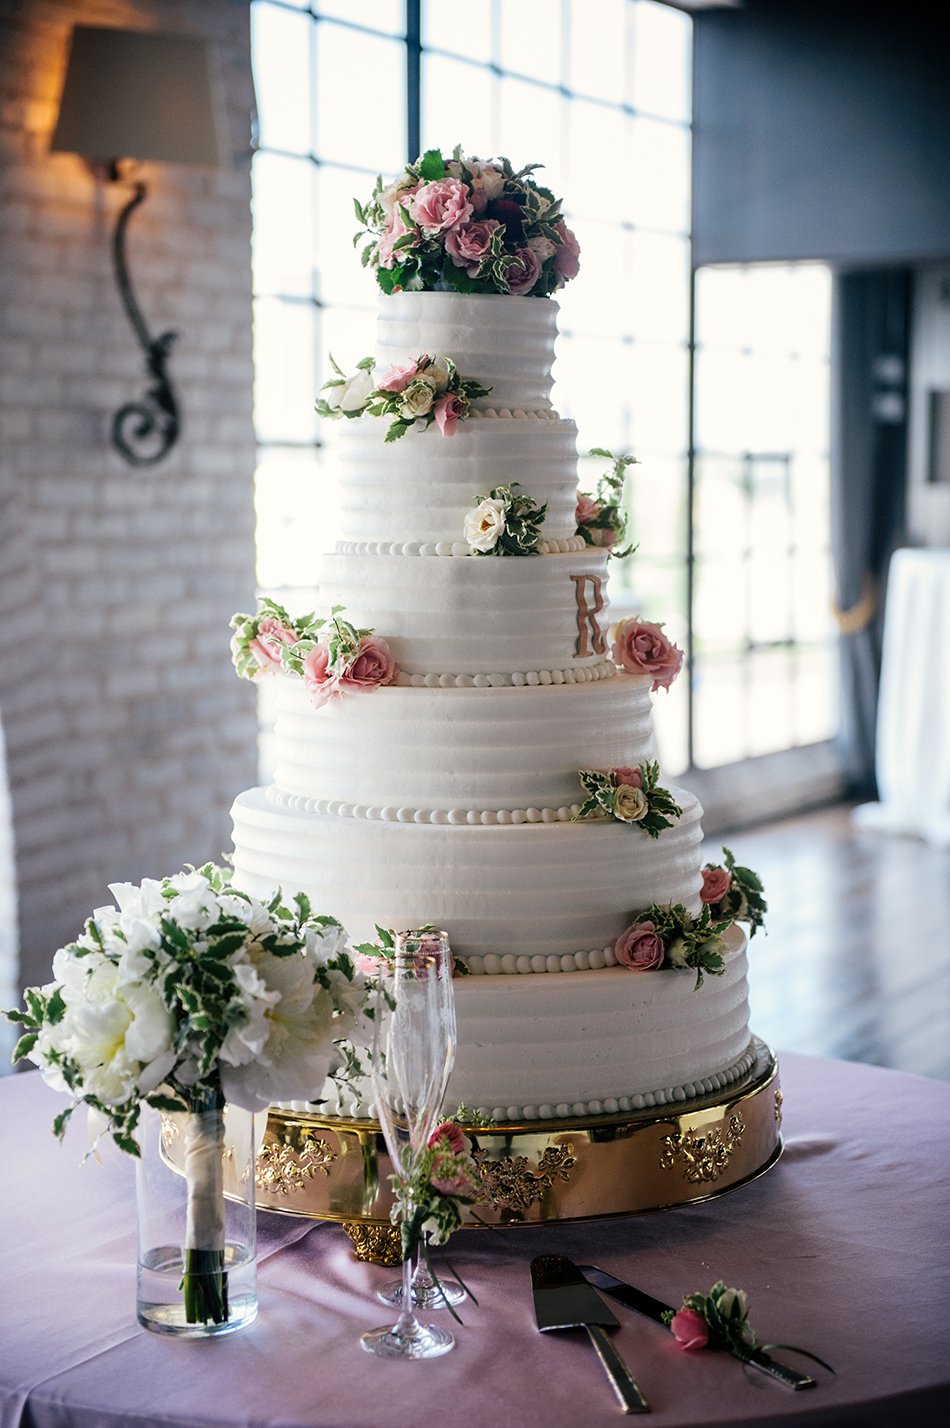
[375,291,559,412]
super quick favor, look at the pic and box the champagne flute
[360,930,458,1359]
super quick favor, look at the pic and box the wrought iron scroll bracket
[110,179,180,467]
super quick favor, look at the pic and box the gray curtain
[829,269,911,796]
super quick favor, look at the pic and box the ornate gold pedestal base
[255,1039,783,1260]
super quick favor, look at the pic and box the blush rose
[669,1307,709,1350]
[428,1121,466,1154]
[302,642,338,708]
[576,492,602,526]
[701,866,733,904]
[340,634,397,692]
[376,358,423,393]
[614,920,665,971]
[553,220,581,284]
[445,218,501,275]
[412,178,473,235]
[247,616,297,678]
[434,392,465,436]
[611,616,684,691]
[502,246,542,295]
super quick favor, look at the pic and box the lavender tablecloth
[1,1053,948,1428]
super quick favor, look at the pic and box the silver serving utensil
[577,1265,816,1391]
[531,1255,651,1413]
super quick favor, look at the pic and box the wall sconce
[51,26,223,467]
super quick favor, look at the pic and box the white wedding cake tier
[229,151,766,1122]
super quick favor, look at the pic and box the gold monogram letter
[571,574,607,657]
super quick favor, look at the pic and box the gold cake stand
[250,1038,783,1264]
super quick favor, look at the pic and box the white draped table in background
[853,546,950,846]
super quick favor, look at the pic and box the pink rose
[445,218,502,275]
[611,617,684,692]
[501,246,542,296]
[376,203,418,269]
[411,178,473,235]
[434,392,464,437]
[376,358,423,393]
[428,1121,466,1154]
[339,633,397,691]
[302,641,339,708]
[247,616,298,679]
[575,492,601,526]
[614,920,665,972]
[553,220,581,285]
[669,1308,710,1350]
[430,1155,476,1200]
[613,766,642,790]
[701,866,733,905]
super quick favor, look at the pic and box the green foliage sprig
[576,762,683,839]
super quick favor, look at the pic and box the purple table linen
[1,1053,948,1428]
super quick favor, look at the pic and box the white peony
[464,497,507,552]
[220,952,336,1112]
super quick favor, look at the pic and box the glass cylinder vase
[135,1095,258,1337]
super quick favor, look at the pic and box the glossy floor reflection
[721,803,950,1082]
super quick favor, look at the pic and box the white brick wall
[0,0,259,995]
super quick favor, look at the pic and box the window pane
[423,0,494,62]
[498,77,567,194]
[319,305,377,385]
[316,26,406,172]
[569,0,626,103]
[626,231,690,343]
[499,2,562,84]
[255,447,326,589]
[558,222,627,337]
[318,0,405,36]
[631,0,691,122]
[628,116,690,233]
[316,165,378,307]
[252,151,315,298]
[629,342,689,455]
[628,454,687,562]
[554,335,629,452]
[422,54,496,158]
[568,101,625,222]
[253,298,318,444]
[251,3,313,155]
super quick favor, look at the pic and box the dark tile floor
[719,802,950,1082]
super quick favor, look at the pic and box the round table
[1,1053,948,1428]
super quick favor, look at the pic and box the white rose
[424,356,452,393]
[479,163,504,201]
[378,172,415,215]
[397,376,437,419]
[464,498,507,552]
[612,784,649,822]
[325,367,375,414]
[666,937,689,968]
[527,234,556,261]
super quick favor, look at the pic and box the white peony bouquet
[6,863,369,1324]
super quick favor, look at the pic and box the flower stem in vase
[181,1092,228,1325]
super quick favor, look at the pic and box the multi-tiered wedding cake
[229,150,765,1126]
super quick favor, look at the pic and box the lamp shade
[51,25,222,167]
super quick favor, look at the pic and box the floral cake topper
[315,352,491,442]
[355,145,580,297]
[230,599,398,707]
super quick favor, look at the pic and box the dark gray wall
[692,2,950,268]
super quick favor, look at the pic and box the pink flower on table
[339,633,398,692]
[411,178,473,235]
[613,766,642,790]
[428,1121,466,1154]
[501,246,542,296]
[575,492,602,526]
[376,358,424,393]
[611,616,684,692]
[701,866,732,905]
[302,641,339,708]
[247,617,298,679]
[669,1307,710,1350]
[553,220,581,285]
[434,392,465,437]
[614,920,665,972]
[430,1154,476,1200]
[445,218,502,275]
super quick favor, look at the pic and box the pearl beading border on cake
[469,1042,759,1123]
[335,535,588,557]
[393,661,616,688]
[468,407,559,420]
[267,786,609,828]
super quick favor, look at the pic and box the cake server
[577,1265,815,1390]
[530,1255,650,1414]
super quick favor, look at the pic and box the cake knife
[576,1265,816,1391]
[531,1255,651,1413]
